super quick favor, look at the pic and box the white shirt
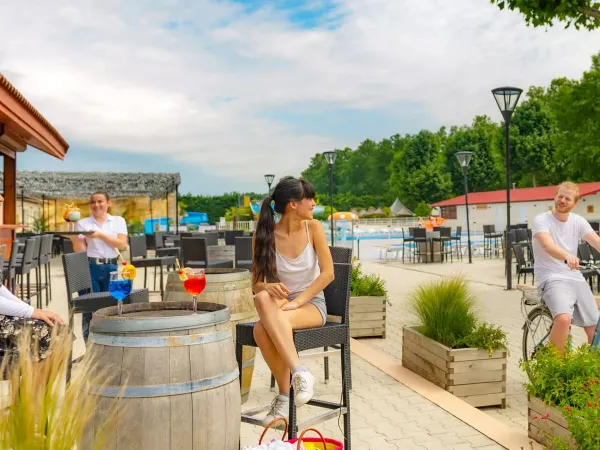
[532,211,594,284]
[0,285,33,318]
[75,214,128,258]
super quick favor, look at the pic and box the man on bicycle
[532,181,600,353]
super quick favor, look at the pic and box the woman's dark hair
[252,177,316,284]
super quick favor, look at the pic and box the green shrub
[521,344,600,449]
[459,323,509,357]
[410,275,477,348]
[350,262,387,297]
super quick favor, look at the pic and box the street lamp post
[492,87,523,290]
[455,151,474,264]
[264,174,275,195]
[323,151,337,246]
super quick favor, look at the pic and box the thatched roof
[0,171,180,199]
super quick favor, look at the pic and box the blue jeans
[82,262,117,341]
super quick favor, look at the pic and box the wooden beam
[3,154,16,225]
[0,123,27,153]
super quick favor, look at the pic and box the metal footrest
[241,399,347,429]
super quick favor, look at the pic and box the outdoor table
[416,231,442,263]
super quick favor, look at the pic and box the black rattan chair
[432,227,452,262]
[236,246,352,447]
[483,225,503,259]
[513,244,534,285]
[62,252,149,330]
[181,237,233,269]
[2,242,17,292]
[225,230,245,246]
[129,235,177,299]
[235,236,252,270]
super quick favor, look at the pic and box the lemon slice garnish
[122,264,137,280]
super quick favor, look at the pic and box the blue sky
[2,0,600,195]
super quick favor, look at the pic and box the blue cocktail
[109,272,132,315]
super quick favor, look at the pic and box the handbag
[241,418,343,450]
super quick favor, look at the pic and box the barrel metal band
[88,368,239,398]
[88,330,232,348]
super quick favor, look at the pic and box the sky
[1,0,599,195]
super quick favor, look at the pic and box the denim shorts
[288,292,327,326]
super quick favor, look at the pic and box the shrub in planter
[349,261,388,338]
[522,343,600,449]
[402,275,509,408]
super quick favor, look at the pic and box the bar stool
[483,225,503,259]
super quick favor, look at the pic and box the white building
[431,182,600,234]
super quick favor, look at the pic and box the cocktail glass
[183,268,206,314]
[109,271,133,316]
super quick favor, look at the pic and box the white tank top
[276,221,322,297]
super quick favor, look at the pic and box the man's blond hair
[556,181,580,201]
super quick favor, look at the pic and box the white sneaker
[291,371,315,407]
[261,394,289,427]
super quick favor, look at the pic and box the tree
[509,87,561,187]
[444,116,504,196]
[489,0,600,30]
[414,201,432,217]
[546,52,600,181]
[390,130,452,211]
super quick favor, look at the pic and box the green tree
[390,130,452,211]
[414,201,432,217]
[547,53,600,181]
[509,87,561,187]
[489,0,600,30]
[444,116,504,196]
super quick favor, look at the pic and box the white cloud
[1,0,599,193]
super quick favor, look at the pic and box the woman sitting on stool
[252,177,334,426]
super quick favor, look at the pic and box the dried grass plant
[0,326,123,449]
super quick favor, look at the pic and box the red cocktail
[178,268,206,314]
[184,274,206,296]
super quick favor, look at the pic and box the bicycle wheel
[522,306,554,362]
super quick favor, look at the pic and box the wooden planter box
[349,296,386,338]
[528,397,575,449]
[402,326,507,408]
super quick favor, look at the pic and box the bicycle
[520,260,600,365]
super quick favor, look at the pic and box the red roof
[431,182,600,207]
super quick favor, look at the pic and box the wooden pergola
[0,74,69,251]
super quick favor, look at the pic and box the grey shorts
[538,278,600,327]
[288,292,327,326]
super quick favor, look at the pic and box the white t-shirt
[532,211,594,284]
[75,214,128,258]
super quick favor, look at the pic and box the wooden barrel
[164,268,257,403]
[207,244,235,262]
[83,302,240,450]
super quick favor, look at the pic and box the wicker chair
[234,236,252,270]
[129,235,177,299]
[62,251,149,330]
[225,230,245,246]
[236,246,352,447]
[181,237,233,269]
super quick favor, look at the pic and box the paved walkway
[40,254,529,449]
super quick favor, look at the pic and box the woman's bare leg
[253,291,322,393]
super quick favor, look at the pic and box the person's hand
[32,309,64,326]
[281,300,301,311]
[565,254,580,270]
[88,231,103,239]
[264,282,290,300]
